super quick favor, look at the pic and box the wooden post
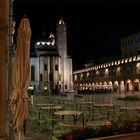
[0,0,10,139]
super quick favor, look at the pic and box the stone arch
[95,82,98,86]
[108,81,113,92]
[120,80,124,93]
[88,83,92,90]
[126,79,132,92]
[103,81,110,93]
[114,81,119,93]
[108,81,113,86]
[99,82,103,90]
[99,82,102,85]
[85,83,88,90]
[133,79,140,92]
[92,82,95,90]
[136,63,140,74]
[74,74,77,81]
[103,81,107,85]
[92,82,95,85]
[95,82,99,92]
[105,68,109,77]
[116,67,121,76]
[79,83,83,90]
[80,73,83,80]
[82,83,86,90]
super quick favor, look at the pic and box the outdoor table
[94,103,113,107]
[120,106,140,114]
[93,103,114,119]
[40,105,62,114]
[76,101,94,111]
[36,103,54,107]
[53,110,84,126]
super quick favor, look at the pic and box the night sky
[13,0,140,70]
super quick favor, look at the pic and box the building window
[130,52,133,57]
[137,50,140,55]
[44,64,47,71]
[55,85,58,90]
[80,73,83,80]
[87,72,89,78]
[138,37,140,43]
[126,69,130,75]
[55,65,58,71]
[136,63,140,74]
[65,85,67,89]
[135,37,139,44]
[40,74,43,81]
[59,74,61,81]
[122,41,127,47]
[124,41,127,47]
[105,68,109,77]
[113,70,116,76]
[116,67,121,76]
[128,39,133,45]
[130,39,133,45]
[122,42,126,47]
[49,74,53,81]
[96,71,99,78]
[134,67,137,74]
[74,75,77,81]
[31,65,35,81]
[124,54,127,58]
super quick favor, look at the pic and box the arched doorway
[136,63,140,74]
[108,81,113,92]
[114,81,119,93]
[133,79,140,92]
[120,80,124,93]
[126,79,132,92]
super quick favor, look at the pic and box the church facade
[30,19,73,94]
[73,32,140,94]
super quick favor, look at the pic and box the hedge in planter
[59,114,140,140]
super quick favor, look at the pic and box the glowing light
[129,57,132,62]
[42,42,45,45]
[46,42,51,45]
[36,42,40,45]
[133,56,136,61]
[105,68,108,72]
[118,60,120,64]
[137,56,140,61]
[121,60,124,63]
[125,58,128,63]
[44,86,47,90]
[59,18,65,24]
[28,85,34,90]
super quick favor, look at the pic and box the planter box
[87,132,140,140]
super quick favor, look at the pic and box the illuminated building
[30,18,73,94]
[73,33,140,93]
[121,32,140,58]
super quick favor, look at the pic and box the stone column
[0,0,9,139]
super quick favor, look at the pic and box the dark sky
[13,0,140,70]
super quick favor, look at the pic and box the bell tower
[56,18,68,93]
[56,18,67,59]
